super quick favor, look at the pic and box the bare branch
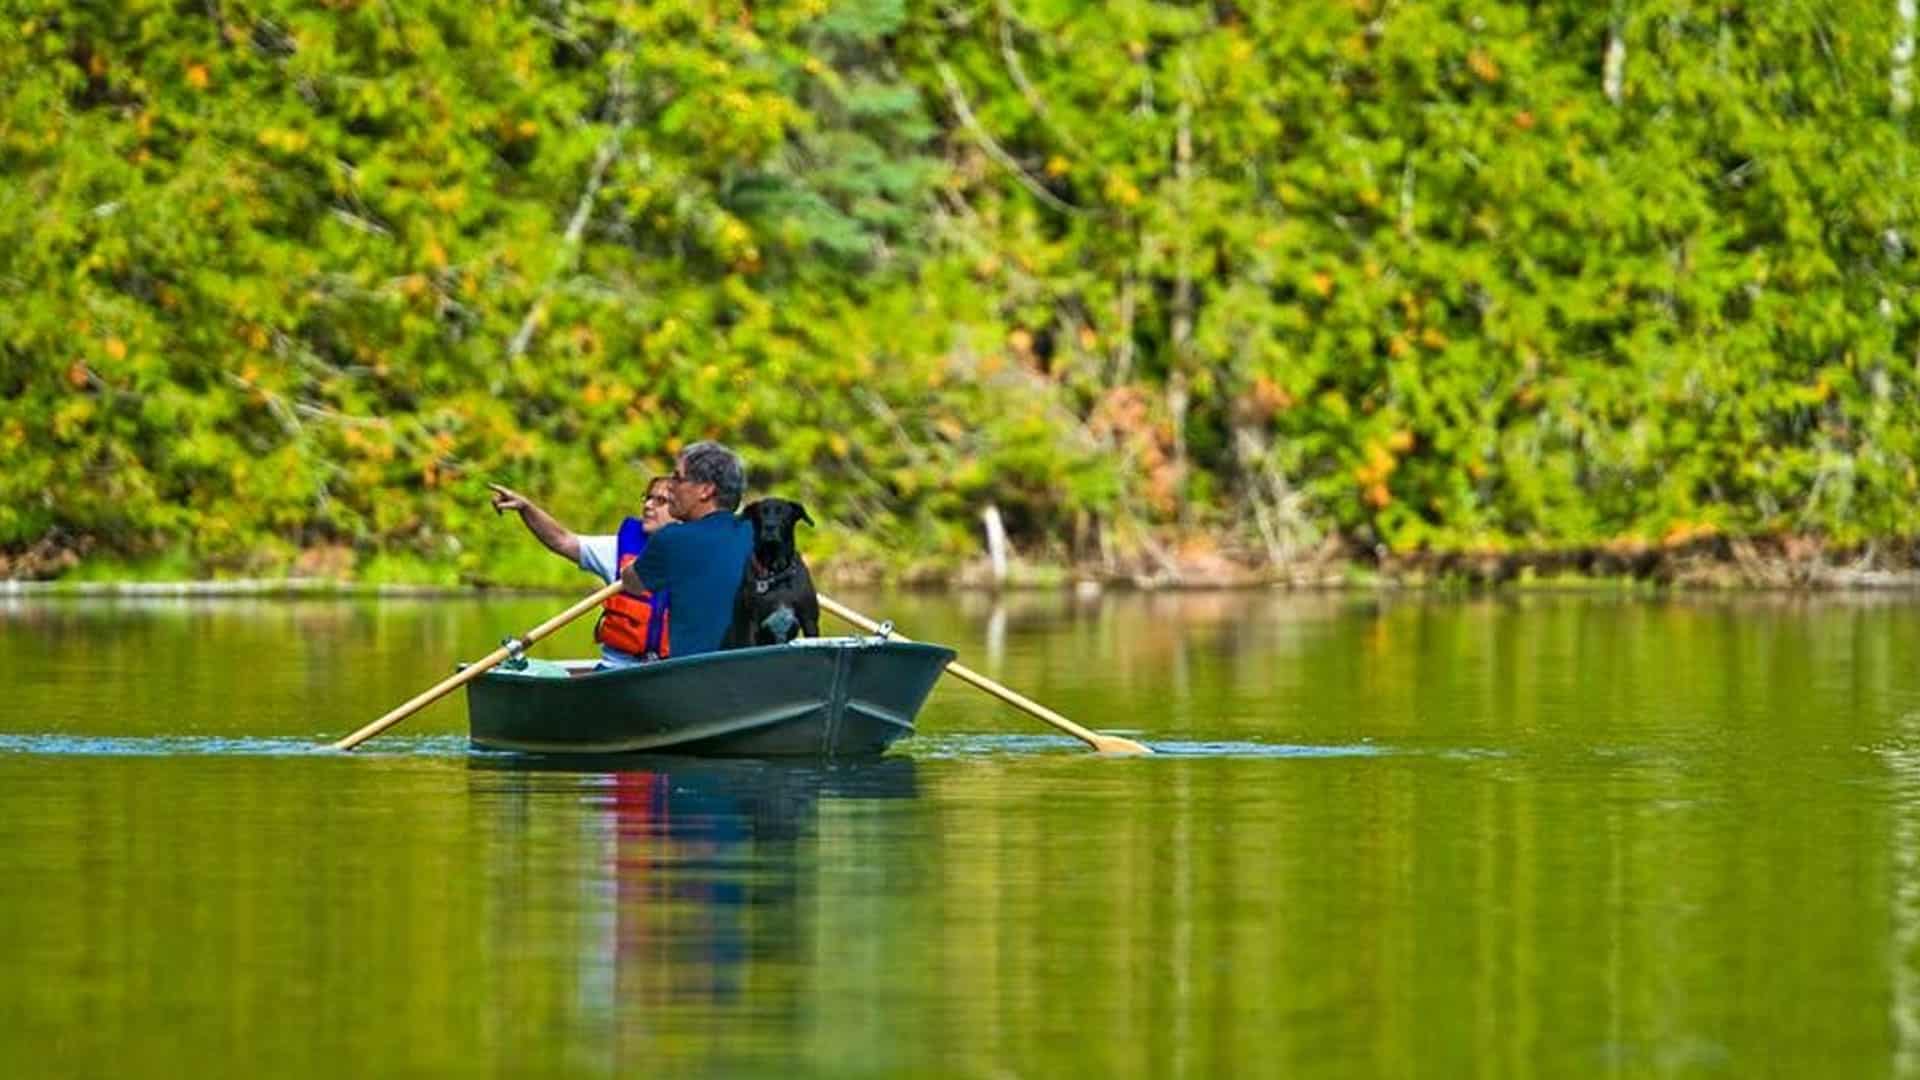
[994,0,1088,159]
[935,62,1084,216]
[507,39,636,360]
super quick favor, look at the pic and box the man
[620,440,753,657]
[488,475,678,667]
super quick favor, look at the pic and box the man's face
[667,456,713,519]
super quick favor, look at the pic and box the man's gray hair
[679,440,746,511]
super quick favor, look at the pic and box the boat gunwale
[476,636,956,683]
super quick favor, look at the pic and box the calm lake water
[3,589,1920,1076]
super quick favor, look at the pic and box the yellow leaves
[648,317,683,353]
[52,399,95,442]
[88,52,108,78]
[1007,328,1034,356]
[429,186,467,213]
[516,120,538,138]
[1127,40,1147,61]
[1310,271,1334,297]
[973,254,1001,279]
[1353,441,1396,485]
[1045,155,1070,178]
[803,57,825,76]
[1514,110,1536,131]
[1419,327,1449,350]
[104,337,127,360]
[1354,436,1411,509]
[1242,375,1294,421]
[257,128,309,153]
[1467,50,1499,83]
[186,63,210,90]
[66,361,91,389]
[245,325,269,351]
[1661,521,1717,547]
[827,433,849,458]
[1078,325,1098,351]
[1791,377,1832,405]
[569,324,600,356]
[1104,173,1142,207]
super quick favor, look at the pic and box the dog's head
[741,497,813,569]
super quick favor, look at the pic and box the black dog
[724,498,820,648]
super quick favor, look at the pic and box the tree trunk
[1897,0,1916,116]
[1604,6,1627,106]
[981,503,1010,587]
[1170,93,1194,528]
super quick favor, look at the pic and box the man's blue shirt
[633,511,751,656]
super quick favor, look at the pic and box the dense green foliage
[3,1,1918,582]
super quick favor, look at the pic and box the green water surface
[2,590,1917,1077]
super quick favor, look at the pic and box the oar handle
[816,593,1151,755]
[331,579,625,751]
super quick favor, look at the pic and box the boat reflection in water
[467,753,920,1068]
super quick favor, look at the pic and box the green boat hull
[466,638,955,757]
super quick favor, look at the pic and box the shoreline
[8,560,1920,599]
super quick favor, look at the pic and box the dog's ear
[794,502,813,526]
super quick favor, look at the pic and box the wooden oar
[816,593,1152,755]
[331,580,624,751]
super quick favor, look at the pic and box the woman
[488,475,679,666]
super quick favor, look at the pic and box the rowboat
[465,636,956,757]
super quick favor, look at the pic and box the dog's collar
[750,557,800,595]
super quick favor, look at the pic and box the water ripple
[910,734,1386,759]
[0,733,473,757]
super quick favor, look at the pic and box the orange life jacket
[594,553,669,659]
